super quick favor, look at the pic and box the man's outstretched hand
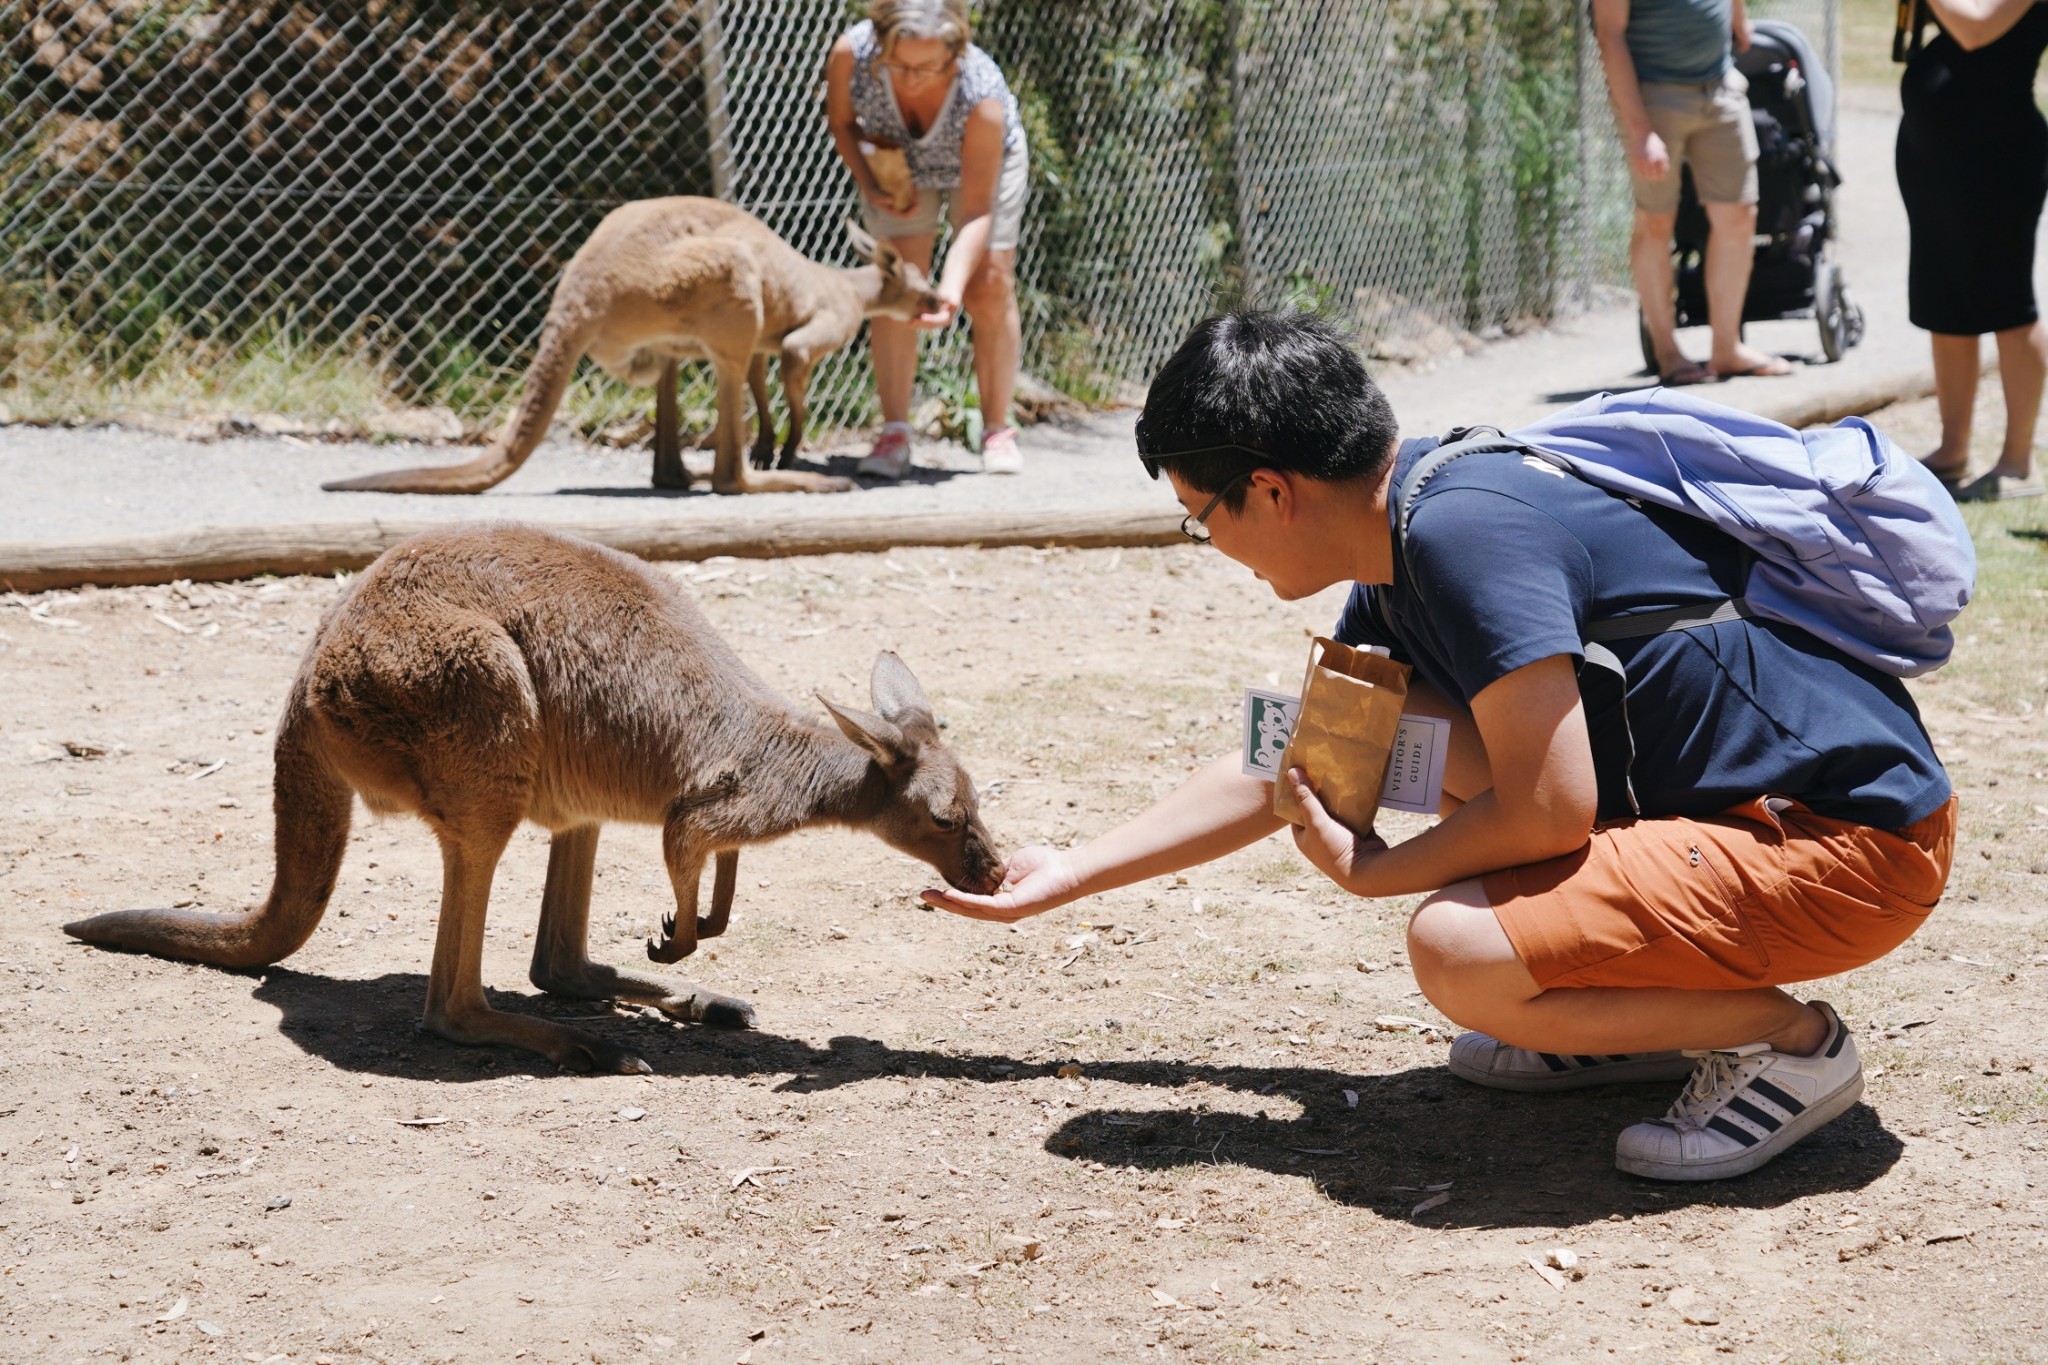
[922,844,1080,922]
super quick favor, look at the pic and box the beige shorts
[1623,69,1759,215]
[860,132,1030,251]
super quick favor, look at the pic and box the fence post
[697,0,738,202]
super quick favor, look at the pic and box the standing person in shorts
[924,312,1957,1182]
[1594,0,1794,385]
[825,0,1030,478]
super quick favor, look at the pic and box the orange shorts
[1484,795,1957,991]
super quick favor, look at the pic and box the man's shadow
[249,966,1902,1226]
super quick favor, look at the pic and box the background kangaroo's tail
[321,321,586,494]
[65,696,353,969]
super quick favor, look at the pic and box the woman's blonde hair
[869,0,971,56]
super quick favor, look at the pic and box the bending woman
[826,0,1030,477]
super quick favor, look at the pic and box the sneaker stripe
[1608,1054,1632,1061]
[1572,1055,1602,1067]
[1538,1053,1569,1072]
[1706,1115,1760,1147]
[1749,1077,1806,1114]
[1824,1023,1847,1059]
[1727,1096,1784,1132]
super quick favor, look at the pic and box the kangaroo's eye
[933,815,960,832]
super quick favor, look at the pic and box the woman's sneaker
[1614,1000,1863,1182]
[981,425,1022,474]
[1448,1032,1697,1092]
[857,423,914,479]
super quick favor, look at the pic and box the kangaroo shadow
[555,451,973,497]
[246,966,1902,1225]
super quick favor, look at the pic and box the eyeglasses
[1180,470,1257,544]
[883,56,956,80]
[1138,440,1272,545]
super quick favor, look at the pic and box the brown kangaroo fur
[65,525,1005,1075]
[320,199,941,497]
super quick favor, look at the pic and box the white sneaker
[1448,1031,1697,1092]
[1615,1001,1863,1182]
[981,425,1022,474]
[857,424,913,479]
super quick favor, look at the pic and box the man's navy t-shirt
[1333,439,1951,829]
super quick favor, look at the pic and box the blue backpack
[1393,388,1977,678]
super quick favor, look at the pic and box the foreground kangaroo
[66,525,1005,1074]
[321,200,941,497]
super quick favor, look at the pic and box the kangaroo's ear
[844,218,879,264]
[870,651,935,729]
[872,236,902,274]
[819,694,914,767]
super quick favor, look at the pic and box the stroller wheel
[1817,264,1854,363]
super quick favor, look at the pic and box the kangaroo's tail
[65,694,353,969]
[321,321,586,494]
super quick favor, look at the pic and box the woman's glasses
[883,56,956,81]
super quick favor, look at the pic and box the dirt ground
[3,394,2046,1365]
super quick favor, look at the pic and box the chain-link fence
[1,0,1836,443]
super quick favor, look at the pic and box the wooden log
[0,505,1185,593]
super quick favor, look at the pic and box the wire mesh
[1,0,1838,441]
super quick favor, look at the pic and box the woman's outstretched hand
[922,844,1079,922]
[915,286,962,329]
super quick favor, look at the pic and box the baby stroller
[1638,19,1866,368]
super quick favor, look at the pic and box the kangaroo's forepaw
[646,912,695,964]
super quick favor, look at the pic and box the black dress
[1896,2,2048,335]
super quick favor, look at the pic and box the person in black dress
[1897,0,2048,500]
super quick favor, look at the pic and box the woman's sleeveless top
[844,19,1022,189]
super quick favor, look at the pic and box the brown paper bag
[1271,636,1411,832]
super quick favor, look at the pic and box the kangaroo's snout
[948,819,1007,896]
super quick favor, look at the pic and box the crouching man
[924,311,1956,1181]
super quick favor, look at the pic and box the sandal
[1657,361,1714,387]
[1714,355,1794,379]
[1954,470,2045,503]
[1920,458,1969,492]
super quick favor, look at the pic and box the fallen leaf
[618,1107,646,1122]
[395,1117,450,1127]
[1925,1226,1975,1245]
[194,1319,221,1337]
[1057,1064,1083,1079]
[264,1195,291,1212]
[1410,1191,1451,1217]
[156,1296,188,1322]
[1373,1015,1431,1032]
[1342,1089,1359,1109]
[729,1166,794,1190]
[1154,1215,1187,1230]
[1544,1247,1579,1271]
[1149,1287,1179,1307]
[998,1234,1044,1262]
[1526,1255,1567,1291]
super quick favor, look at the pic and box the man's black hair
[1135,310,1399,512]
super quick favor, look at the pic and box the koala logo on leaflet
[1241,689,1300,780]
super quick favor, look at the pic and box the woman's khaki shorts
[1624,69,1759,214]
[1484,795,1957,991]
[861,132,1030,251]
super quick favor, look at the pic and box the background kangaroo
[65,525,1005,1075]
[321,199,941,498]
